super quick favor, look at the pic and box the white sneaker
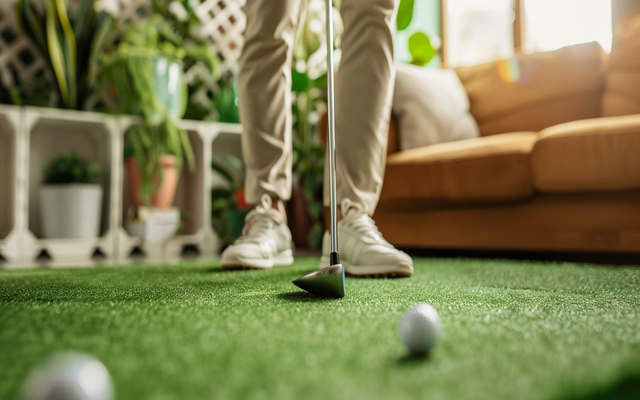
[320,199,413,277]
[221,194,294,270]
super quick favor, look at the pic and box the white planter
[40,184,103,239]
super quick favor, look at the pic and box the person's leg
[221,0,305,270]
[321,0,413,277]
[238,0,306,208]
[333,0,396,214]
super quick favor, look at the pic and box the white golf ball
[19,352,114,400]
[399,303,441,355]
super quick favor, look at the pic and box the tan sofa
[372,22,640,254]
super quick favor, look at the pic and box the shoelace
[235,194,282,245]
[340,199,392,247]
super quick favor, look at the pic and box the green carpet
[1,258,640,400]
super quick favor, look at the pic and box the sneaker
[320,199,413,277]
[221,194,294,270]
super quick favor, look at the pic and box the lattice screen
[196,0,246,78]
[0,0,246,95]
[0,3,50,90]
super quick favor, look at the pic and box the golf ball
[19,352,114,400]
[399,303,441,355]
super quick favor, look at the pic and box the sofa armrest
[531,113,640,192]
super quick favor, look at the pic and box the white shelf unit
[0,105,21,267]
[116,118,242,264]
[0,105,242,268]
[22,108,120,267]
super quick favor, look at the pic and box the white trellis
[0,3,50,90]
[196,0,246,77]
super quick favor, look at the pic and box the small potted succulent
[40,152,102,238]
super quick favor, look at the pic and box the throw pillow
[392,63,480,151]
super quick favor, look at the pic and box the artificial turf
[1,258,640,400]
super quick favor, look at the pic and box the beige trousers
[238,0,396,215]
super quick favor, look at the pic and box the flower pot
[151,57,186,120]
[125,154,180,209]
[40,184,103,238]
[113,57,186,121]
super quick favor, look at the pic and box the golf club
[292,0,346,298]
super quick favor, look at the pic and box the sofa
[362,19,640,254]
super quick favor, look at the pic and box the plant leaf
[45,0,70,107]
[408,31,437,66]
[16,0,48,55]
[54,0,78,108]
[219,153,244,178]
[87,12,115,89]
[211,159,236,187]
[396,0,414,31]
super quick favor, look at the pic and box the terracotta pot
[125,154,179,209]
[287,186,313,248]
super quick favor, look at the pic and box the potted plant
[40,152,102,238]
[99,14,217,208]
[152,0,227,122]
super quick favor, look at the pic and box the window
[394,0,442,67]
[523,0,612,53]
[402,0,615,67]
[446,0,515,67]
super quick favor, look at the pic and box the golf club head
[292,263,345,298]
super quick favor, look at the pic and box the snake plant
[15,0,116,109]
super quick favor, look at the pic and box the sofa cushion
[392,63,480,151]
[602,15,640,116]
[531,114,640,192]
[455,42,605,136]
[379,132,538,208]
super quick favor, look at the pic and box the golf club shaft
[326,0,338,257]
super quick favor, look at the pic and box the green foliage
[99,16,204,206]
[127,121,193,206]
[211,153,246,243]
[395,0,438,66]
[215,83,240,123]
[211,153,244,190]
[396,0,415,31]
[291,82,326,249]
[150,0,225,121]
[0,69,54,107]
[408,32,437,66]
[105,14,217,72]
[42,152,101,184]
[15,0,116,109]
[100,55,194,206]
